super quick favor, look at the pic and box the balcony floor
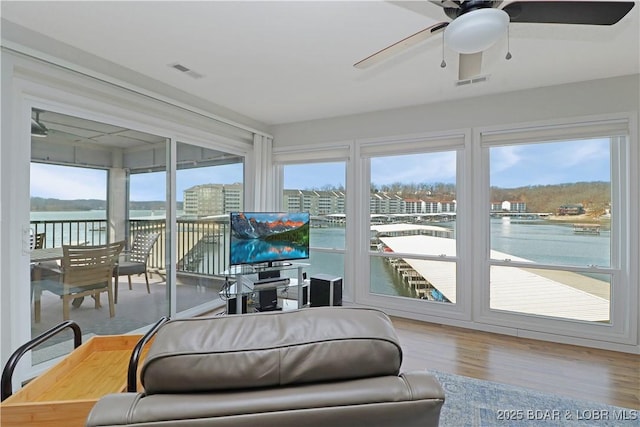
[31,272,225,364]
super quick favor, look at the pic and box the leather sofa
[86,307,445,427]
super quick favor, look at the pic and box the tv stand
[260,261,292,269]
[222,263,309,314]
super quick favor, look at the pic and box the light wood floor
[391,316,640,410]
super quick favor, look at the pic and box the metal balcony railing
[30,219,109,248]
[31,218,230,278]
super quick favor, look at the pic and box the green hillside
[490,182,610,214]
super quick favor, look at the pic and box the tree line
[489,181,610,214]
[32,181,610,215]
[319,181,610,214]
[31,197,181,212]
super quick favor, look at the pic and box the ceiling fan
[354,1,636,81]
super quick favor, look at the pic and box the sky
[31,163,109,200]
[490,138,610,188]
[31,138,610,201]
[30,163,244,201]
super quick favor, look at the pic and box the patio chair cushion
[116,260,146,276]
[118,232,160,275]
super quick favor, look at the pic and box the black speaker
[258,288,279,311]
[301,283,309,306]
[310,274,342,307]
[227,295,248,314]
[258,270,280,280]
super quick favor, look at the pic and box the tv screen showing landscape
[229,212,310,266]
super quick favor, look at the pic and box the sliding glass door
[30,109,170,363]
[174,141,245,313]
[27,109,251,364]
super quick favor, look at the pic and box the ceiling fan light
[444,8,509,54]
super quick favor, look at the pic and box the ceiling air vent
[455,75,489,87]
[169,63,204,79]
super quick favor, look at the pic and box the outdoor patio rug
[430,370,638,427]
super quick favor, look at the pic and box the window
[368,151,458,303]
[488,139,615,323]
[282,162,346,281]
[477,114,635,347]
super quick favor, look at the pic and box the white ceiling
[2,1,639,127]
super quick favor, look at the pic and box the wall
[272,75,639,145]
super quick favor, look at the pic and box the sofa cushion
[88,372,444,427]
[141,307,402,394]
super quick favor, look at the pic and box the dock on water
[573,223,601,234]
[377,233,610,323]
[371,223,453,250]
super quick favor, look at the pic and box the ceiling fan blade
[428,0,462,9]
[458,52,482,80]
[354,22,448,69]
[503,1,635,25]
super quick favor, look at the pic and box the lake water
[31,210,168,221]
[491,219,610,267]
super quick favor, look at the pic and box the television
[229,212,310,267]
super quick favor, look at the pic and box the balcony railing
[31,219,109,248]
[31,218,230,277]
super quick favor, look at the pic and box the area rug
[430,371,638,426]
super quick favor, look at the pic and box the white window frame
[474,114,638,347]
[273,141,354,301]
[354,131,472,323]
